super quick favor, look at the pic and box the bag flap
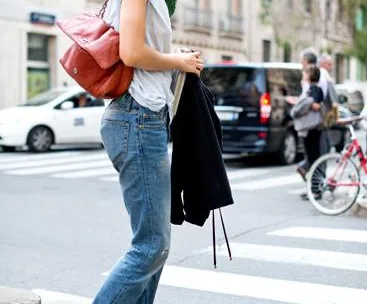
[57,11,120,69]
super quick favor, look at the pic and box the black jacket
[170,73,234,227]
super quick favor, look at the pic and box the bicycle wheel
[306,153,361,215]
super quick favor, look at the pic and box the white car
[0,86,106,152]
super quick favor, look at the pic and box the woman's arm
[119,0,203,75]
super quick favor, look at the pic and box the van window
[267,68,302,97]
[201,67,265,107]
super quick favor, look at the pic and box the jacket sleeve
[290,96,313,118]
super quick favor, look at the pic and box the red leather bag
[57,0,133,99]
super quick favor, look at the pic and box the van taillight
[260,93,271,124]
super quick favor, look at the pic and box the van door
[202,67,266,126]
[201,66,267,153]
[266,68,302,156]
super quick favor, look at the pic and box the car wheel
[278,130,297,165]
[1,146,16,152]
[27,126,54,152]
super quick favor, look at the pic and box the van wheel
[278,130,297,165]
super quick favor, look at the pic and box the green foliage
[348,28,367,63]
[341,0,367,63]
[259,0,272,25]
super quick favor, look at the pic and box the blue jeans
[93,94,171,304]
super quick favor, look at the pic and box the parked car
[201,62,349,165]
[0,86,105,152]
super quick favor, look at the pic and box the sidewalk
[0,286,41,304]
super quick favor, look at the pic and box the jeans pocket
[100,119,130,169]
[141,107,167,129]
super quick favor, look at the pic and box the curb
[0,286,41,304]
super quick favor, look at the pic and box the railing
[183,6,213,33]
[219,14,245,38]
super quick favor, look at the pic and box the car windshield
[19,90,68,107]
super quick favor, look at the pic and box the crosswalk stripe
[201,242,367,272]
[160,265,367,304]
[0,152,82,164]
[5,160,111,175]
[288,187,306,194]
[269,226,367,243]
[0,154,107,170]
[52,167,116,179]
[100,176,118,182]
[231,173,302,190]
[99,168,273,183]
[32,289,90,304]
[226,169,271,180]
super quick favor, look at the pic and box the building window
[345,56,350,80]
[27,33,51,99]
[287,0,293,9]
[325,0,331,20]
[283,43,292,62]
[222,55,233,62]
[356,5,367,30]
[263,40,271,62]
[229,0,242,16]
[304,0,311,13]
[338,0,344,21]
[28,34,49,62]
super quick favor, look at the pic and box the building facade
[0,0,365,109]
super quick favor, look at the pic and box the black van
[201,62,346,165]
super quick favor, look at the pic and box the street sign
[30,12,56,26]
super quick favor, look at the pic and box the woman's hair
[304,64,320,83]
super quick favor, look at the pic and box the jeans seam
[109,109,154,304]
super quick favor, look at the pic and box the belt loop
[122,93,132,112]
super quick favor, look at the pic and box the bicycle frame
[328,124,367,187]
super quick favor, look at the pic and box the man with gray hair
[318,53,334,98]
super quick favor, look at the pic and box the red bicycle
[306,115,367,215]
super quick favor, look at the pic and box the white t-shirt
[104,0,174,118]
[318,67,332,98]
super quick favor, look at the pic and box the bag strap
[99,0,109,18]
[212,208,232,268]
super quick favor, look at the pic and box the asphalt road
[1,146,367,304]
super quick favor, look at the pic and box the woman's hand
[311,102,321,111]
[176,51,204,76]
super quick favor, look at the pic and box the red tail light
[260,93,271,124]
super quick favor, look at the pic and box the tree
[342,0,367,63]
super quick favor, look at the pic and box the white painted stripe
[231,173,302,190]
[205,242,367,272]
[5,160,111,175]
[0,154,107,170]
[226,169,271,180]
[269,227,367,244]
[32,289,90,304]
[100,176,118,182]
[288,187,306,195]
[52,167,115,179]
[100,169,272,183]
[159,265,367,304]
[0,152,82,164]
